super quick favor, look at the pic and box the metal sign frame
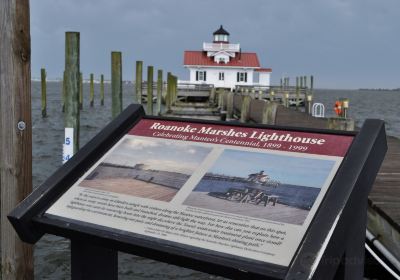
[8,104,387,280]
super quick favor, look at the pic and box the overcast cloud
[31,0,400,89]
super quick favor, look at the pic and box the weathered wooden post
[100,74,105,106]
[240,95,251,123]
[41,68,47,117]
[111,52,122,118]
[310,75,314,91]
[0,1,34,278]
[64,32,80,154]
[62,70,66,112]
[210,87,216,103]
[156,69,163,115]
[166,72,172,111]
[147,66,154,115]
[284,92,290,108]
[341,98,349,118]
[135,61,143,104]
[173,75,178,104]
[79,72,83,109]
[270,90,275,102]
[89,73,94,107]
[227,91,234,119]
[261,101,278,125]
[296,76,300,111]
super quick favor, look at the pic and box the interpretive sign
[9,105,387,279]
[47,118,352,266]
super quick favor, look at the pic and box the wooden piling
[147,66,154,115]
[111,52,122,118]
[135,61,143,104]
[240,95,251,123]
[100,74,104,106]
[227,91,234,118]
[0,1,34,278]
[41,68,47,117]
[89,73,94,107]
[156,69,163,115]
[172,75,178,104]
[62,70,66,112]
[166,72,172,111]
[261,101,278,125]
[64,32,80,154]
[296,76,300,110]
[79,72,83,109]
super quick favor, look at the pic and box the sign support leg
[71,240,118,280]
[334,203,367,280]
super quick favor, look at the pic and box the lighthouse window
[219,72,224,81]
[237,72,248,82]
[196,71,206,81]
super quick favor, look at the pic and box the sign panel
[46,118,354,267]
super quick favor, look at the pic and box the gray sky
[31,0,400,89]
[104,138,211,174]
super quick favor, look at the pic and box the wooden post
[296,76,300,111]
[147,66,154,115]
[111,52,122,118]
[210,88,216,103]
[79,72,83,109]
[172,75,178,104]
[62,70,66,112]
[41,68,47,117]
[64,32,80,154]
[0,1,34,278]
[135,61,143,104]
[310,75,314,91]
[156,69,163,115]
[166,72,171,111]
[240,95,251,123]
[100,74,104,106]
[227,91,234,119]
[261,101,278,125]
[89,73,94,107]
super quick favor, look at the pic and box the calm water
[31,81,400,279]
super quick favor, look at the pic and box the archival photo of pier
[79,137,212,202]
[184,149,336,225]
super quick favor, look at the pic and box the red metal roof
[184,51,261,68]
[255,68,272,72]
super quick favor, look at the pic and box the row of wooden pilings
[214,87,354,131]
[214,89,279,125]
[42,31,179,154]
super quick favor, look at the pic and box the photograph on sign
[184,149,336,225]
[80,138,212,202]
[46,118,353,267]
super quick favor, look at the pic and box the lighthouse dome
[213,25,229,43]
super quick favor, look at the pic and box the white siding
[187,67,263,89]
[259,72,271,86]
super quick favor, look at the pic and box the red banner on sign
[129,119,353,157]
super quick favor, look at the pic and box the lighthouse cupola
[213,25,229,43]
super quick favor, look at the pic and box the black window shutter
[245,73,247,82]
[196,71,198,81]
[204,71,206,81]
[237,72,239,82]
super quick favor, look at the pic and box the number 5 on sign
[62,128,74,164]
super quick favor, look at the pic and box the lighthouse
[183,25,272,90]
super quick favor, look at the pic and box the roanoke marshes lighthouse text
[149,122,327,145]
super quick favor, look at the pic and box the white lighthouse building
[183,25,272,90]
